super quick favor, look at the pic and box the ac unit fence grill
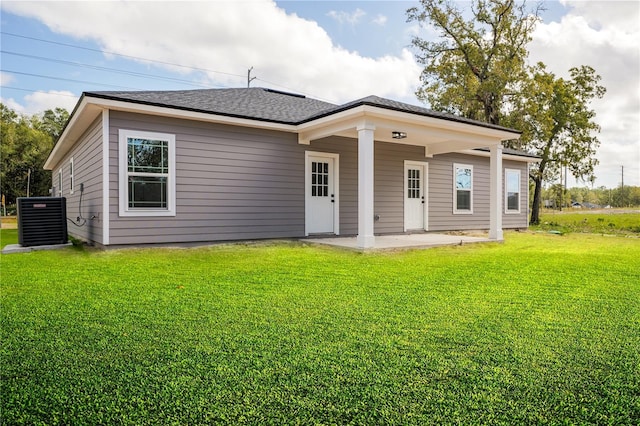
[17,197,68,247]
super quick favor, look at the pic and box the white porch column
[357,121,376,249]
[489,144,504,240]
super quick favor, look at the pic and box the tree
[407,0,541,125]
[0,104,68,207]
[407,0,605,225]
[509,64,605,223]
[37,107,69,140]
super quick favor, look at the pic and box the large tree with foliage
[407,0,541,125]
[407,0,606,225]
[1,104,69,208]
[508,64,605,224]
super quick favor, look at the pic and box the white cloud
[0,72,16,86]
[529,0,640,187]
[372,14,388,26]
[1,90,78,115]
[326,8,366,26]
[1,1,420,104]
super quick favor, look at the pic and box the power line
[0,86,79,98]
[1,69,144,90]
[1,31,245,81]
[1,31,336,103]
[1,50,217,89]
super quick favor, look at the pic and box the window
[505,169,521,213]
[311,161,329,197]
[119,129,176,217]
[69,158,74,194]
[453,164,473,214]
[57,169,63,197]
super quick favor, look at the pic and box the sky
[1,0,638,189]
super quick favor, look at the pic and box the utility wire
[0,86,79,98]
[1,69,144,90]
[1,31,336,102]
[1,50,217,89]
[1,31,245,80]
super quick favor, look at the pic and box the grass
[533,209,640,235]
[1,228,639,425]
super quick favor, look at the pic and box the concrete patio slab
[2,243,73,254]
[304,233,497,251]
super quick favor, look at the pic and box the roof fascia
[89,97,298,132]
[458,149,541,163]
[44,95,93,169]
[297,104,521,144]
[44,95,298,170]
[302,100,521,136]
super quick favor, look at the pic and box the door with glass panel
[307,155,336,234]
[404,162,428,231]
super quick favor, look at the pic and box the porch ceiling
[297,104,520,155]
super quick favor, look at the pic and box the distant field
[1,227,639,425]
[535,209,640,235]
[0,216,17,229]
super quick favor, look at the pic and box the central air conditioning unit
[17,197,68,247]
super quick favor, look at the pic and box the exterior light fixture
[392,131,407,139]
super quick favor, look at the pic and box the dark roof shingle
[87,87,338,124]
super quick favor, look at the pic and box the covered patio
[304,232,494,251]
[297,96,521,249]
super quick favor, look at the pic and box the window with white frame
[57,169,63,196]
[69,158,74,194]
[119,129,176,216]
[453,163,473,213]
[505,169,521,213]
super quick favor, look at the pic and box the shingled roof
[86,88,337,125]
[85,87,520,134]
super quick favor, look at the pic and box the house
[44,88,538,249]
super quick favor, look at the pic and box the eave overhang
[296,104,521,157]
[45,93,526,170]
[44,94,297,169]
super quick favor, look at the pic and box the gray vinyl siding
[105,112,528,245]
[51,116,104,244]
[427,153,529,231]
[108,111,306,245]
[306,139,529,236]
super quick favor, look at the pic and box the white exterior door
[306,153,338,234]
[404,161,428,231]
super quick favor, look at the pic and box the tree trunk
[530,175,543,225]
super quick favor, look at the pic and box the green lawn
[1,229,639,425]
[534,210,640,235]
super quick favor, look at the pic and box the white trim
[453,163,473,214]
[102,110,110,245]
[57,169,63,197]
[305,151,339,236]
[46,94,522,171]
[118,129,176,217]
[404,160,429,232]
[457,149,540,163]
[504,168,522,214]
[69,157,74,195]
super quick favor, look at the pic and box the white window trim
[118,129,176,217]
[453,163,473,214]
[69,157,74,195]
[505,168,521,214]
[57,169,63,197]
